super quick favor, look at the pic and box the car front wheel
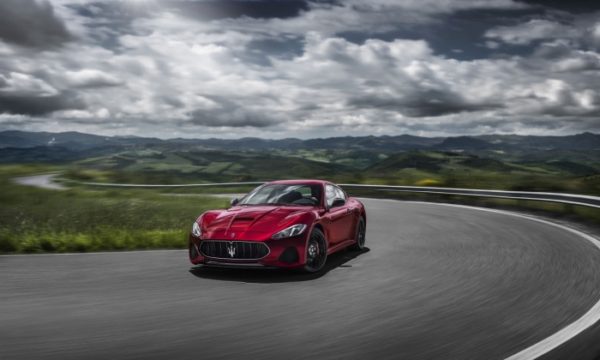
[304,228,327,273]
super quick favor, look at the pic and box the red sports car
[189,180,367,272]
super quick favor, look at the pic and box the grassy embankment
[0,165,228,253]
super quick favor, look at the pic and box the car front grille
[200,241,269,260]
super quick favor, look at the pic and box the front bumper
[189,235,307,269]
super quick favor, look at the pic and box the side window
[325,184,336,208]
[326,184,346,208]
[334,186,346,201]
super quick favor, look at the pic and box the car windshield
[239,184,322,206]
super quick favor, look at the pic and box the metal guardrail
[339,184,600,209]
[69,178,600,209]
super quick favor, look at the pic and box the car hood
[202,205,315,241]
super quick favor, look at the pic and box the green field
[0,165,228,253]
[62,149,600,195]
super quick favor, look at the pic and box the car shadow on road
[188,247,370,283]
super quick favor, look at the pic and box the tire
[350,217,366,251]
[304,228,328,273]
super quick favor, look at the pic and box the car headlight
[191,221,202,238]
[272,224,307,240]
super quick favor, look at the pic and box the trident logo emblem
[226,242,236,258]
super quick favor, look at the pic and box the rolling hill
[1,130,599,194]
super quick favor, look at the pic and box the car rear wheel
[350,217,366,251]
[304,228,327,273]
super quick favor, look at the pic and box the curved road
[1,199,600,360]
[13,173,66,190]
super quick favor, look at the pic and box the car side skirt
[327,239,358,255]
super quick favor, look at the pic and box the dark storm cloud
[349,90,502,117]
[0,92,85,116]
[189,98,279,128]
[516,0,600,13]
[64,1,155,50]
[244,37,305,65]
[71,1,154,19]
[529,42,600,72]
[69,0,309,25]
[189,109,277,128]
[169,0,309,21]
[0,0,72,48]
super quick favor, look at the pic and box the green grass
[66,149,358,184]
[62,149,600,195]
[0,165,228,253]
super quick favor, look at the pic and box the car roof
[267,179,330,186]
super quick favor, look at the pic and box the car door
[333,185,356,241]
[323,184,354,245]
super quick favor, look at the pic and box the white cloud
[485,19,578,45]
[63,69,122,88]
[551,50,600,72]
[0,72,58,96]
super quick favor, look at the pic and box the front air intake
[200,241,269,260]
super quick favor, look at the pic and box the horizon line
[1,129,598,142]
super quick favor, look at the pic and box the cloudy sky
[0,0,599,139]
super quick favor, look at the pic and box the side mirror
[331,198,346,208]
[230,198,239,206]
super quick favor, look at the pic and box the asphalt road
[13,173,66,190]
[1,199,600,360]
